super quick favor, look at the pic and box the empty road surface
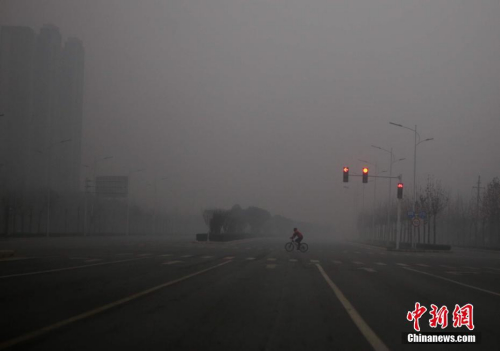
[1,236,499,350]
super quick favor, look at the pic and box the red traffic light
[397,183,403,199]
[343,167,349,182]
[362,167,368,183]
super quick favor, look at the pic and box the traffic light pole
[396,196,401,250]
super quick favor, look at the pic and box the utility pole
[472,176,484,246]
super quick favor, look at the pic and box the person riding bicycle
[290,228,303,250]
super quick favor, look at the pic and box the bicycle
[285,239,309,253]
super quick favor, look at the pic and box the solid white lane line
[0,260,232,351]
[403,267,500,297]
[223,256,235,260]
[0,257,150,280]
[163,261,182,265]
[316,264,389,351]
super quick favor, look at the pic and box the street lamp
[126,168,146,236]
[389,122,433,247]
[82,156,113,236]
[372,145,406,243]
[45,138,72,237]
[147,176,168,235]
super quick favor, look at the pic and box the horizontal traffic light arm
[347,174,400,179]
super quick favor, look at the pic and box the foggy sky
[1,0,499,230]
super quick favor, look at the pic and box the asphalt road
[0,236,499,350]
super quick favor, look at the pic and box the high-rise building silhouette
[0,24,84,200]
[54,37,84,194]
[0,26,36,196]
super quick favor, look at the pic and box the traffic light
[362,167,368,183]
[343,167,349,182]
[397,183,403,199]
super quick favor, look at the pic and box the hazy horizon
[1,0,499,230]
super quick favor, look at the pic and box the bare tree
[425,177,449,244]
[480,177,500,246]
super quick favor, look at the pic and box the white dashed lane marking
[267,258,277,261]
[162,261,182,265]
[223,256,235,260]
[289,259,298,262]
[246,257,255,260]
[201,256,213,259]
[352,261,363,265]
[396,263,408,267]
[416,264,430,267]
[181,255,194,258]
[333,260,342,264]
[375,262,387,266]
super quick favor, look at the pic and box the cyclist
[290,228,303,250]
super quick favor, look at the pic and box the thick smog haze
[1,0,499,228]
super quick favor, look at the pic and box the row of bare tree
[358,176,500,248]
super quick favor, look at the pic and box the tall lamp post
[148,176,168,235]
[82,156,113,236]
[126,168,145,236]
[389,123,433,247]
[46,139,72,237]
[372,145,405,242]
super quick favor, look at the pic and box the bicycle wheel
[299,243,309,253]
[285,242,294,252]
